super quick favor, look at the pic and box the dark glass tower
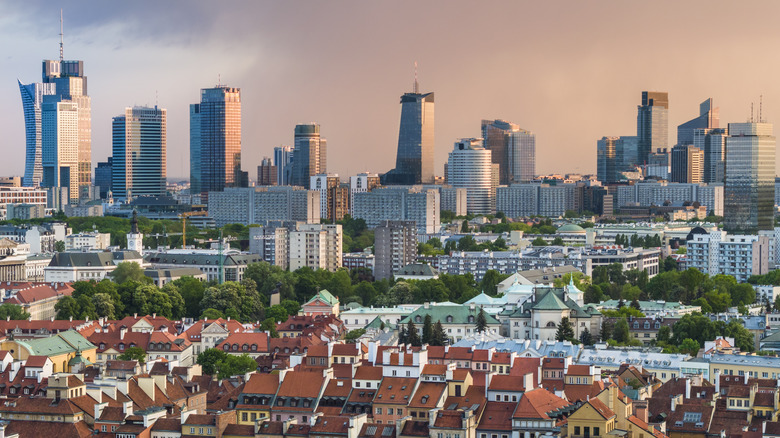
[193,86,242,197]
[383,77,434,185]
[112,106,167,200]
[637,91,669,165]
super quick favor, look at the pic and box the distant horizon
[3,1,780,182]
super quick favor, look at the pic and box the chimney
[685,378,691,400]
[137,377,156,401]
[120,326,127,340]
[94,402,108,422]
[715,371,721,394]
[122,400,133,416]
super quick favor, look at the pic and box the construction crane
[179,211,208,248]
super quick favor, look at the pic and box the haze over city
[3,0,780,178]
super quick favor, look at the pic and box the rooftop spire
[59,9,64,62]
[413,61,419,94]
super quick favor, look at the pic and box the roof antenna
[760,95,763,123]
[751,102,754,123]
[413,61,419,94]
[59,9,64,62]
[218,73,221,87]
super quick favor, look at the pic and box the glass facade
[383,92,435,185]
[482,119,536,184]
[189,103,201,194]
[94,158,112,199]
[597,136,638,183]
[112,107,167,200]
[19,81,56,187]
[695,128,727,184]
[637,91,669,165]
[290,124,327,187]
[724,123,776,232]
[197,87,242,195]
[274,145,294,185]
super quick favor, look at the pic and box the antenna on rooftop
[751,102,754,123]
[59,9,64,62]
[218,73,222,87]
[760,95,764,123]
[413,61,419,94]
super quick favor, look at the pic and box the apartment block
[352,187,439,234]
[207,186,320,227]
[289,224,343,272]
[374,220,417,280]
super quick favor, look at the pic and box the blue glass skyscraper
[112,107,167,200]
[18,80,56,187]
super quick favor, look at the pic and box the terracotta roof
[586,398,615,420]
[727,385,751,398]
[426,346,446,360]
[408,382,446,409]
[400,420,428,437]
[5,283,73,305]
[422,364,447,375]
[512,387,571,419]
[444,385,487,412]
[151,417,181,431]
[451,369,470,382]
[754,392,775,407]
[243,373,280,395]
[217,332,269,353]
[98,406,126,423]
[185,414,217,425]
[477,401,515,431]
[276,371,325,398]
[256,421,285,435]
[322,378,352,398]
[489,375,526,392]
[566,364,591,376]
[564,382,604,402]
[286,423,311,436]
[0,396,82,415]
[332,343,360,356]
[7,419,93,438]
[353,365,383,381]
[472,349,490,362]
[223,423,255,437]
[24,355,49,368]
[542,357,565,369]
[433,410,464,428]
[105,360,138,371]
[445,347,473,361]
[374,377,417,405]
[707,408,749,436]
[310,415,351,435]
[510,357,541,383]
[332,363,354,379]
[492,352,512,364]
[359,423,395,438]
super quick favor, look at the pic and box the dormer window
[119,344,125,351]
[446,315,453,323]
[415,316,422,323]
[468,315,474,323]
[223,344,230,351]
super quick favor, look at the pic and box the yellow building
[565,398,617,438]
[1,329,96,373]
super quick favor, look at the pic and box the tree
[55,296,80,320]
[260,318,279,338]
[422,314,433,344]
[431,321,447,346]
[92,293,116,319]
[0,304,30,320]
[118,346,147,365]
[657,326,671,344]
[551,237,564,246]
[197,349,229,375]
[54,240,65,252]
[460,221,469,232]
[406,320,421,346]
[201,308,225,320]
[579,328,593,346]
[217,354,257,379]
[266,305,290,323]
[480,270,508,296]
[475,307,488,333]
[555,317,575,342]
[345,329,366,342]
[612,318,630,343]
[532,237,548,246]
[173,276,206,318]
[354,282,378,307]
[680,338,700,356]
[630,299,641,311]
[110,262,149,284]
[600,320,614,342]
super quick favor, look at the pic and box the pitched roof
[586,398,616,420]
[489,375,526,392]
[400,305,500,326]
[408,382,446,409]
[242,373,280,395]
[276,371,325,398]
[374,377,417,405]
[477,401,515,431]
[216,332,269,353]
[512,387,571,420]
[24,355,49,368]
[305,289,339,306]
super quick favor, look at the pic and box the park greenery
[195,348,258,379]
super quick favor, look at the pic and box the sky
[2,1,780,180]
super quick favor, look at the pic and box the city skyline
[4,2,780,180]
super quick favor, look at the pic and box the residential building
[144,249,261,282]
[724,122,776,232]
[111,106,166,200]
[382,76,434,185]
[481,119,536,184]
[577,347,688,382]
[289,224,342,271]
[310,174,344,222]
[249,224,290,269]
[496,184,577,218]
[193,86,243,197]
[3,282,73,320]
[44,250,144,282]
[257,157,277,186]
[374,220,417,281]
[447,138,495,214]
[349,172,380,215]
[6,203,45,220]
[400,303,501,343]
[64,231,110,250]
[207,186,320,227]
[290,123,327,187]
[637,91,669,164]
[670,144,703,184]
[352,187,439,234]
[0,187,47,207]
[274,145,294,186]
[615,181,723,216]
[686,230,773,282]
[440,187,467,216]
[579,246,661,277]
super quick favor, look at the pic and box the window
[376,407,382,414]
[574,427,580,435]
[594,427,600,436]
[397,409,403,415]
[388,408,394,415]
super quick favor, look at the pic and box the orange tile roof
[587,398,616,420]
[422,364,447,375]
[477,401,515,431]
[353,365,383,381]
[374,377,416,405]
[24,355,49,368]
[243,373,280,395]
[566,365,591,376]
[216,332,269,353]
[433,410,464,428]
[512,387,571,420]
[276,371,325,398]
[489,375,526,392]
[408,382,446,409]
[332,343,360,356]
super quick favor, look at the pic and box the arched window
[415,316,423,323]
[446,315,453,323]
[546,321,556,328]
[223,344,230,351]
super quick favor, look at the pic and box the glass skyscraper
[694,127,727,184]
[383,81,434,185]
[481,119,536,184]
[189,103,201,195]
[677,98,719,146]
[19,80,55,187]
[192,86,242,197]
[596,136,638,183]
[290,124,327,187]
[447,138,495,214]
[274,145,294,185]
[724,122,775,232]
[637,91,668,165]
[112,106,167,200]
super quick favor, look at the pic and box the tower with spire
[127,209,143,252]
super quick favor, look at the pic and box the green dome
[557,224,586,234]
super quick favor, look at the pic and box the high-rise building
[289,224,342,272]
[189,103,201,194]
[207,186,320,227]
[694,128,727,184]
[348,172,380,215]
[94,158,112,199]
[290,124,327,187]
[374,220,417,281]
[447,138,495,214]
[724,122,776,232]
[257,157,276,186]
[111,106,167,200]
[193,86,242,196]
[637,91,669,165]
[645,149,669,180]
[310,174,340,221]
[677,98,719,146]
[596,136,639,183]
[19,81,56,187]
[273,145,294,185]
[481,119,536,184]
[42,98,79,201]
[670,144,703,184]
[41,59,92,200]
[382,76,434,185]
[352,187,440,234]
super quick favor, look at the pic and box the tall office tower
[446,138,495,214]
[257,157,277,186]
[273,145,294,185]
[596,136,639,183]
[111,106,167,200]
[677,98,719,146]
[94,158,112,199]
[670,144,703,184]
[481,119,536,184]
[725,122,776,232]
[374,220,417,280]
[694,128,727,183]
[41,58,92,200]
[290,124,327,187]
[189,103,201,194]
[382,75,434,185]
[349,172,380,215]
[310,173,340,221]
[19,81,56,187]
[637,91,669,165]
[42,98,79,201]
[194,86,242,196]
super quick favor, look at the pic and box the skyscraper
[481,119,536,184]
[111,106,167,200]
[189,103,201,194]
[637,91,669,165]
[447,138,495,214]
[42,98,79,201]
[695,128,727,184]
[596,136,639,183]
[670,144,703,183]
[257,157,277,186]
[724,122,776,232]
[290,123,327,187]
[94,158,112,199]
[193,86,242,197]
[382,75,434,185]
[19,80,56,187]
[273,145,293,185]
[677,98,719,146]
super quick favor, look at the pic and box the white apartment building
[686,230,773,282]
[352,187,440,234]
[65,231,111,251]
[615,181,724,216]
[207,186,320,227]
[447,138,495,214]
[289,224,343,272]
[496,184,577,218]
[349,172,380,215]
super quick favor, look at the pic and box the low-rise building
[64,231,111,251]
[44,251,145,282]
[144,249,262,282]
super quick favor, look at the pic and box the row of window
[374,407,403,415]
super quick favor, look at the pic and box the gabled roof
[305,289,339,306]
[512,387,571,419]
[400,304,500,326]
[408,382,446,409]
[586,398,616,420]
[242,373,280,395]
[477,401,515,431]
[276,371,325,398]
[374,377,416,405]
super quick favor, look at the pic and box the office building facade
[94,158,112,199]
[290,123,327,187]
[374,220,417,281]
[447,138,495,214]
[257,157,276,186]
[695,128,727,184]
[193,86,242,196]
[615,181,723,216]
[597,136,639,183]
[637,91,669,164]
[111,106,167,200]
[207,186,320,227]
[383,80,435,185]
[481,119,536,184]
[724,122,776,232]
[41,98,79,202]
[676,98,719,146]
[496,184,577,218]
[670,144,703,184]
[274,145,294,186]
[19,81,56,187]
[352,187,439,234]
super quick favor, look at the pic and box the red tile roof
[512,387,571,420]
[243,373,280,395]
[408,382,446,409]
[353,365,383,381]
[422,364,447,375]
[216,332,269,353]
[445,347,473,361]
[374,377,416,405]
[587,398,616,420]
[276,371,325,398]
[489,375,526,392]
[477,401,516,431]
[24,355,49,368]
[4,283,73,305]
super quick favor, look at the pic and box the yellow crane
[180,211,208,248]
